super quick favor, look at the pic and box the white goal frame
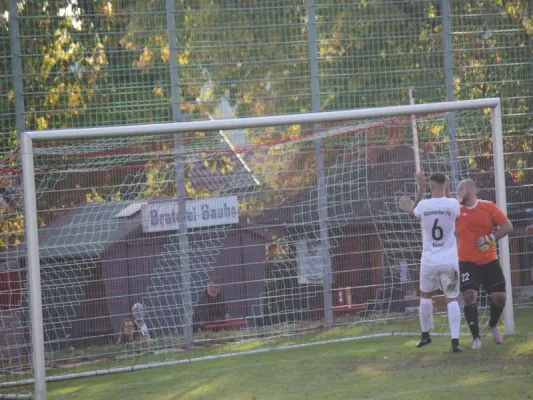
[20,98,511,399]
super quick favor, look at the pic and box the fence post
[441,0,460,192]
[165,0,193,345]
[306,0,334,328]
[9,0,47,397]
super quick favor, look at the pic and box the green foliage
[316,0,444,109]
[1,0,532,248]
[451,0,533,177]
[0,213,24,252]
[2,0,532,142]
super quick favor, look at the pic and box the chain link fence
[0,0,532,395]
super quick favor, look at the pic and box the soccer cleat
[487,324,504,345]
[416,336,432,348]
[472,337,482,350]
[451,339,462,353]
[452,345,463,353]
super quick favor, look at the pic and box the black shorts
[459,260,506,294]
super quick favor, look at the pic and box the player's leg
[417,291,433,347]
[439,265,462,353]
[417,265,436,348]
[445,296,462,353]
[459,261,482,349]
[484,260,506,344]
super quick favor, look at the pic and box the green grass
[39,313,427,380]
[42,307,533,400]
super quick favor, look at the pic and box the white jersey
[413,197,460,267]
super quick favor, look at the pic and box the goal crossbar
[26,98,501,141]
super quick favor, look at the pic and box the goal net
[5,100,510,394]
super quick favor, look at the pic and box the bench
[198,318,248,331]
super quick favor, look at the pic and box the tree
[452,0,533,186]
[1,0,532,244]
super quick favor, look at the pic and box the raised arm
[413,171,426,210]
[397,171,426,214]
[445,175,451,198]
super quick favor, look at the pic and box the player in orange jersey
[456,179,513,350]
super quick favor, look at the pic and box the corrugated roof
[7,201,142,261]
[2,198,271,265]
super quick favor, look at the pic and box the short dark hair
[429,173,446,185]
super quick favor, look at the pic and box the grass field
[43,307,533,399]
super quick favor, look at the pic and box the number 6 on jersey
[432,218,443,241]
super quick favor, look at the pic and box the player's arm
[493,217,513,240]
[398,172,426,215]
[413,171,426,211]
[477,203,513,251]
[491,203,513,240]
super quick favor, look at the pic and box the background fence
[0,0,532,395]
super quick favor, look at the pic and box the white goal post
[19,98,511,399]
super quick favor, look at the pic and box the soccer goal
[7,98,511,399]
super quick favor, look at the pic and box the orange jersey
[456,200,508,265]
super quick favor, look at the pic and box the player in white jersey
[411,172,462,353]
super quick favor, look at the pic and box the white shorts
[419,263,460,298]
